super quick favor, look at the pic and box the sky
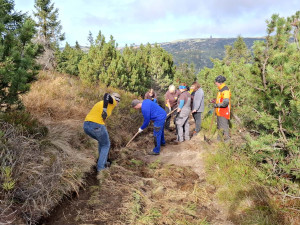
[14,0,299,47]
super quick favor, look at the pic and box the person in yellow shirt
[83,93,120,172]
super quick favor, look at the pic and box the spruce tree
[0,0,41,109]
[33,0,65,69]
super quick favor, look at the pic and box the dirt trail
[39,121,234,225]
[144,131,234,225]
[145,135,206,177]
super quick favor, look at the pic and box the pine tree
[33,0,65,69]
[0,0,41,109]
[173,62,196,87]
[87,31,94,46]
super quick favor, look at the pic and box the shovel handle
[126,131,140,147]
[167,107,178,117]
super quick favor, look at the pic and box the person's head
[179,83,187,93]
[111,93,121,105]
[168,84,176,94]
[191,81,201,91]
[149,88,154,96]
[131,99,142,109]
[215,75,226,87]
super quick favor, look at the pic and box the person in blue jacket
[131,99,166,155]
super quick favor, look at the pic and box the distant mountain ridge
[158,37,265,72]
[70,37,265,72]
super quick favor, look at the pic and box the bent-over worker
[132,99,166,155]
[83,93,121,172]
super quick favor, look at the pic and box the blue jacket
[141,99,166,130]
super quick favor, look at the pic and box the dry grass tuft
[0,120,94,224]
[0,71,145,224]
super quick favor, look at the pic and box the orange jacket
[215,83,231,119]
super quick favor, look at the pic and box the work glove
[214,103,221,108]
[102,108,108,120]
[138,128,143,133]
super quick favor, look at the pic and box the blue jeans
[153,120,166,153]
[83,121,110,171]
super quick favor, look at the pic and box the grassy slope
[1,71,142,224]
[1,71,298,224]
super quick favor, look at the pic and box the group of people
[83,75,231,173]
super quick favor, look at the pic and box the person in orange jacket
[214,75,231,141]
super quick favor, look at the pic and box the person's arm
[102,93,114,119]
[103,93,114,108]
[179,100,185,109]
[193,91,201,111]
[140,103,151,130]
[214,90,230,108]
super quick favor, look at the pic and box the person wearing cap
[83,93,121,172]
[176,83,192,142]
[164,84,180,131]
[132,99,166,155]
[214,75,231,141]
[144,88,158,103]
[191,81,205,136]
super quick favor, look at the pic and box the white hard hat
[111,93,120,102]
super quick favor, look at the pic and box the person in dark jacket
[132,99,166,155]
[191,81,205,136]
[144,88,157,103]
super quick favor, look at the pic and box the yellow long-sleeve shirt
[85,98,117,125]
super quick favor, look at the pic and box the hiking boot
[148,151,160,155]
[172,140,181,145]
[96,169,109,180]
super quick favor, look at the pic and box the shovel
[204,110,215,144]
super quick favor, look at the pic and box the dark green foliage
[78,33,175,95]
[34,0,65,47]
[197,12,300,193]
[173,62,196,86]
[0,0,41,109]
[33,0,65,70]
[56,42,85,76]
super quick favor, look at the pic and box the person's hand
[177,108,181,113]
[138,128,143,133]
[102,108,107,120]
[192,110,196,113]
[210,98,216,104]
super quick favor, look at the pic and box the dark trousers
[192,112,202,133]
[217,116,230,141]
[165,106,176,130]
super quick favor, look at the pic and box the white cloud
[14,0,300,47]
